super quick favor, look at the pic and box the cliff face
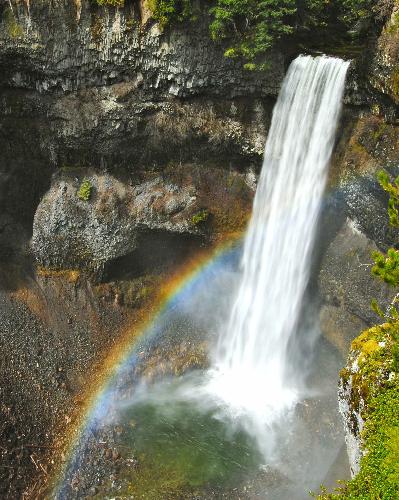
[0,0,398,498]
[0,0,285,95]
[0,0,280,232]
[370,2,399,108]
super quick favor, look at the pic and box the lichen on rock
[323,321,399,498]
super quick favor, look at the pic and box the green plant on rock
[191,209,210,226]
[77,179,93,201]
[209,0,296,71]
[390,67,399,103]
[377,169,399,227]
[319,322,399,499]
[96,0,125,6]
[372,248,399,287]
[3,7,24,38]
[369,170,399,320]
[147,0,195,27]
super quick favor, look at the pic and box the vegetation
[96,0,125,6]
[3,7,24,38]
[147,0,196,27]
[321,323,399,499]
[370,170,399,321]
[191,209,210,226]
[146,0,375,69]
[321,170,399,498]
[77,179,93,201]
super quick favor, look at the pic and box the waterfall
[208,55,350,431]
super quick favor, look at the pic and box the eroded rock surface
[32,173,198,270]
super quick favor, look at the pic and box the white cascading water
[208,55,350,433]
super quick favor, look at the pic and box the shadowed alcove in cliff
[101,229,205,282]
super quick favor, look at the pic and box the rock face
[0,0,284,96]
[0,0,276,228]
[317,107,399,351]
[370,2,399,107]
[32,172,198,270]
[319,218,391,327]
[338,353,365,477]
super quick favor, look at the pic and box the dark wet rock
[341,174,398,250]
[319,305,368,358]
[87,485,98,497]
[319,218,391,326]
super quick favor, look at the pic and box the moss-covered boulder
[326,322,399,498]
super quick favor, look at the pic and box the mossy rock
[321,322,399,499]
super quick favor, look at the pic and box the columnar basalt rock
[0,0,285,96]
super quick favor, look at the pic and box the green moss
[387,11,399,34]
[191,209,209,226]
[335,388,399,499]
[390,67,399,103]
[96,0,124,6]
[3,7,24,39]
[320,322,399,499]
[125,17,137,30]
[77,179,93,201]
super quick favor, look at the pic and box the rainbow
[52,236,242,498]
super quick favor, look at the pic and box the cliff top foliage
[95,0,387,69]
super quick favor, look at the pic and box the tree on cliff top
[145,0,376,69]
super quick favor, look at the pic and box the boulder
[32,173,198,270]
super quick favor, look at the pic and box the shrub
[77,180,93,201]
[96,0,125,7]
[191,209,209,226]
[146,0,375,69]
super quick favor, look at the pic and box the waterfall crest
[208,55,350,429]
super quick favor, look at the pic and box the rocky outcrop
[336,322,399,496]
[32,172,199,270]
[370,2,399,108]
[318,108,399,350]
[0,0,276,229]
[31,163,255,271]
